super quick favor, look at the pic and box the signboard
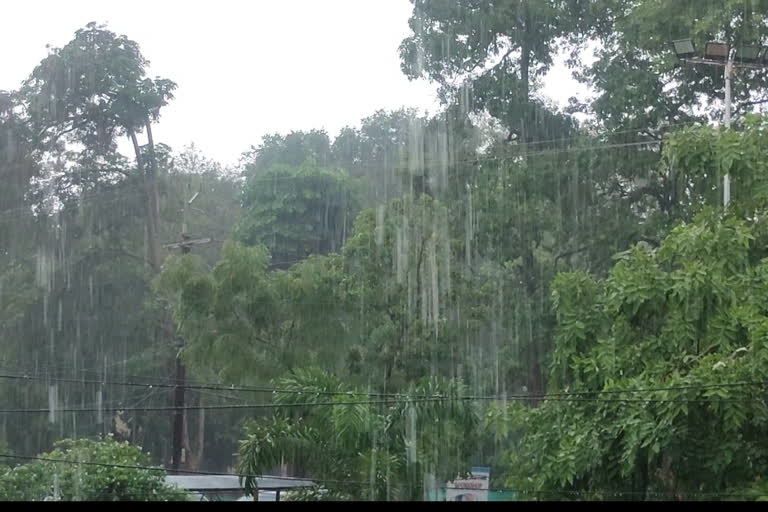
[445,466,490,502]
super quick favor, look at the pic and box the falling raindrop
[406,403,417,466]
[48,383,58,424]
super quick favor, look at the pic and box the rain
[2,0,768,502]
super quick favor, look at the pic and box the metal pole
[723,50,734,209]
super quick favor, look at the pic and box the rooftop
[165,474,314,492]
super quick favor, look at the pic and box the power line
[0,368,764,397]
[0,394,765,415]
[501,119,699,148]
[0,371,765,401]
[0,398,462,415]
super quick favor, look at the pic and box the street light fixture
[672,38,696,59]
[734,45,765,64]
[673,38,768,209]
[704,42,730,61]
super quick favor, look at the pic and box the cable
[0,368,764,397]
[0,398,462,415]
[0,453,756,499]
[0,371,765,401]
[0,393,765,415]
[460,120,698,151]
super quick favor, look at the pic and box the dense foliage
[2,0,768,501]
[0,438,187,501]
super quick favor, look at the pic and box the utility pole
[164,188,210,473]
[723,50,734,208]
[672,39,768,209]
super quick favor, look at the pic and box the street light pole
[723,49,734,209]
[672,39,768,210]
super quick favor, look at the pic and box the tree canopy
[4,4,768,502]
[0,437,187,501]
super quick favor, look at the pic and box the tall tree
[399,0,582,143]
[497,115,768,501]
[20,22,176,271]
[581,0,768,136]
[237,132,356,266]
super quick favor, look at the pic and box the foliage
[236,159,355,266]
[581,0,768,133]
[0,437,188,501]
[236,368,479,501]
[659,114,768,218]
[21,22,176,187]
[6,9,768,501]
[496,119,768,500]
[400,0,584,141]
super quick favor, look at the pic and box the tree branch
[231,306,278,349]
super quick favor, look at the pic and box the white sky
[1,0,588,166]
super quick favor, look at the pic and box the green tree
[241,130,333,173]
[236,160,355,267]
[156,242,351,386]
[0,437,188,501]
[21,22,176,271]
[155,242,279,384]
[496,118,768,501]
[400,0,583,143]
[236,368,479,501]
[581,0,768,135]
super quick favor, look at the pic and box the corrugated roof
[165,475,314,491]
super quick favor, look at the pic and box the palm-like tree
[237,368,480,501]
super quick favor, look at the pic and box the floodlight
[734,45,764,64]
[704,42,730,61]
[672,38,696,59]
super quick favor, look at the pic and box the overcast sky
[1,1,587,166]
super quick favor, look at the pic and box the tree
[235,160,355,267]
[496,117,768,501]
[580,0,768,136]
[399,0,583,143]
[236,368,479,501]
[21,22,176,271]
[398,1,600,394]
[156,241,354,386]
[155,242,279,384]
[340,194,488,391]
[0,437,188,501]
[237,130,358,267]
[241,130,333,173]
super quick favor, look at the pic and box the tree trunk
[520,38,531,145]
[129,128,161,273]
[144,118,162,272]
[519,20,545,398]
[323,194,330,253]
